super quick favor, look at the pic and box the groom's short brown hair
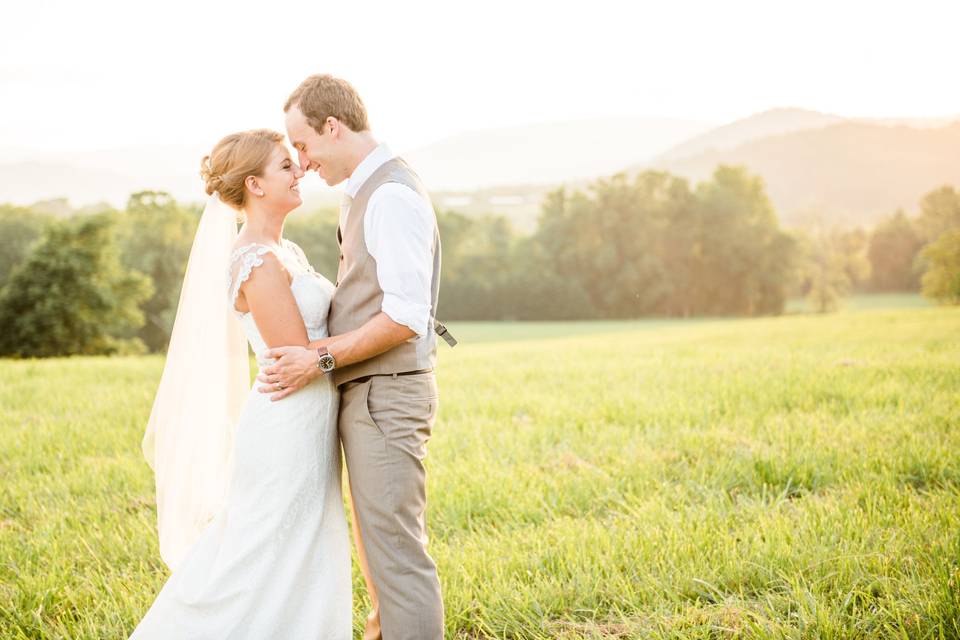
[285,74,370,134]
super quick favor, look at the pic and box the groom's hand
[257,346,322,401]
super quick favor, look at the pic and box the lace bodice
[227,239,335,360]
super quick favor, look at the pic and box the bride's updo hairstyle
[200,129,284,209]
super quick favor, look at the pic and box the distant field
[784,292,932,314]
[450,293,933,344]
[1,305,958,639]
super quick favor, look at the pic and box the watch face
[319,354,336,372]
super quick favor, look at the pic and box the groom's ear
[325,116,342,138]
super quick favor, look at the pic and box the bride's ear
[245,175,265,198]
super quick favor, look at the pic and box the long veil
[141,192,250,570]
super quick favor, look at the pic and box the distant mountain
[650,108,960,166]
[865,115,960,129]
[427,110,960,231]
[4,111,957,230]
[403,116,714,190]
[657,120,960,226]
[0,144,208,207]
[0,162,149,207]
[654,107,846,164]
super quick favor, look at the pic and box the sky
[2,0,959,157]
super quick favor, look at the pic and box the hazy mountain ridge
[0,144,207,208]
[403,116,714,190]
[0,161,147,208]
[654,107,846,163]
[657,119,960,226]
[2,109,957,230]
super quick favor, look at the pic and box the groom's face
[285,105,342,187]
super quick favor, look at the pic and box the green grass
[1,305,959,639]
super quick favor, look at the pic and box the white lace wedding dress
[130,239,351,639]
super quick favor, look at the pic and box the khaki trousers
[339,372,443,640]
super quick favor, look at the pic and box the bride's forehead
[270,144,291,162]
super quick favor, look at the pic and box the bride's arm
[238,253,310,349]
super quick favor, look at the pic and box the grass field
[1,304,958,639]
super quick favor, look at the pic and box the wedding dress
[131,239,351,639]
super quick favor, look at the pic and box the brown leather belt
[347,369,434,386]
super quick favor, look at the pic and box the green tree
[115,191,200,352]
[916,185,960,242]
[656,175,701,317]
[0,204,51,290]
[692,166,797,315]
[920,229,960,304]
[283,207,341,282]
[867,210,923,291]
[800,226,869,313]
[504,233,594,320]
[0,214,153,357]
[529,167,796,319]
[437,211,527,320]
[836,227,872,290]
[535,174,682,318]
[581,173,672,316]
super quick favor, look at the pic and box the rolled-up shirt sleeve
[363,183,435,337]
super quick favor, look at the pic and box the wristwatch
[316,347,336,373]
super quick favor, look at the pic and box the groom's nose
[297,151,312,171]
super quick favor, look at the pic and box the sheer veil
[141,192,250,570]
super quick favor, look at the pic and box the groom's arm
[314,313,417,367]
[258,183,434,401]
[258,315,414,401]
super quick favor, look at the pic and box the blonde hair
[284,74,370,135]
[200,129,284,209]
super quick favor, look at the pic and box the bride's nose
[293,164,305,179]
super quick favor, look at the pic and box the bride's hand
[257,346,321,401]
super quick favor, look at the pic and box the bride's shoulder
[227,243,289,308]
[229,241,274,264]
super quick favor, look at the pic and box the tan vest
[328,157,441,386]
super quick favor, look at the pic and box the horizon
[2,105,957,223]
[2,106,958,161]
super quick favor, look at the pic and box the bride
[131,129,351,639]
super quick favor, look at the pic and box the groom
[258,74,450,640]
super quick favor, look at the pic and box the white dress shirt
[341,143,435,337]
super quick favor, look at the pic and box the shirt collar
[345,143,394,198]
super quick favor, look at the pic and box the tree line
[0,166,957,357]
